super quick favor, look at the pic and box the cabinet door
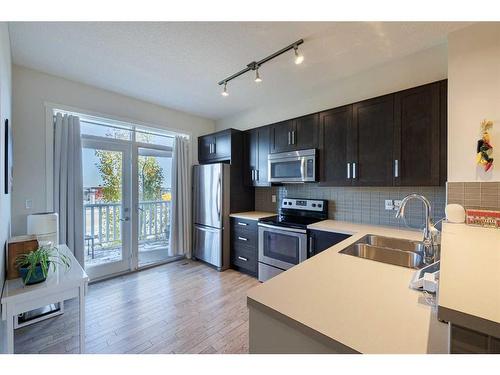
[439,80,447,186]
[308,229,351,258]
[198,135,214,163]
[294,113,319,150]
[213,130,232,160]
[319,106,352,185]
[244,129,258,186]
[270,120,295,153]
[394,82,440,186]
[352,95,395,186]
[256,126,270,186]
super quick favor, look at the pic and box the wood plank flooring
[14,259,259,354]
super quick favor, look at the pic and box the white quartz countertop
[439,222,500,324]
[229,211,276,221]
[247,220,448,354]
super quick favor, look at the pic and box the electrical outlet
[385,199,394,210]
[25,199,33,210]
[271,195,277,203]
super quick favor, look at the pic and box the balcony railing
[84,200,171,254]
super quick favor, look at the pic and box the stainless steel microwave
[268,149,317,183]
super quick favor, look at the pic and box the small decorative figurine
[476,119,494,172]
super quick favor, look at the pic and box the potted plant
[14,246,71,285]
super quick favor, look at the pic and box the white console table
[1,245,88,354]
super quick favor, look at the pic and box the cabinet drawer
[232,246,257,274]
[231,217,257,231]
[232,227,257,248]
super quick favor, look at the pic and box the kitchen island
[247,220,448,354]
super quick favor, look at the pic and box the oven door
[258,223,307,270]
[268,150,316,183]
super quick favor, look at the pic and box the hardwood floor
[14,259,259,354]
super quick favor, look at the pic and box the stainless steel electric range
[257,198,328,282]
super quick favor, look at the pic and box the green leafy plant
[14,246,71,284]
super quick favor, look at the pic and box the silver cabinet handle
[237,222,248,226]
[309,236,314,256]
[394,159,399,178]
[238,236,248,241]
[347,163,351,179]
[251,169,255,181]
[238,256,248,262]
[256,169,259,181]
[291,130,296,145]
[288,131,291,145]
[352,162,356,179]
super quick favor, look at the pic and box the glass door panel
[82,139,131,279]
[137,147,173,267]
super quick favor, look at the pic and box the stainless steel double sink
[339,234,431,269]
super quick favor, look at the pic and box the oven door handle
[258,223,307,234]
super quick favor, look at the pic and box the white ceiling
[9,22,471,120]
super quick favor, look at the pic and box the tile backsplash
[447,182,500,210]
[255,185,446,230]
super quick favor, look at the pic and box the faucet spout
[395,194,439,264]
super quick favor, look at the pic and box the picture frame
[4,118,13,194]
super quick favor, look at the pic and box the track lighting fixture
[254,67,262,83]
[221,82,229,97]
[293,45,304,65]
[218,39,304,94]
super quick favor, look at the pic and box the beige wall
[12,65,215,235]
[215,44,448,130]
[0,22,12,354]
[447,23,500,182]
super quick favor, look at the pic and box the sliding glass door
[82,138,132,280]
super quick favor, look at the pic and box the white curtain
[168,136,191,258]
[53,113,84,265]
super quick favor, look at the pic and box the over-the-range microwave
[268,148,317,183]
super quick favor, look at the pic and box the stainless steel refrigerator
[192,163,231,271]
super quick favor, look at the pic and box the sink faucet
[395,194,440,264]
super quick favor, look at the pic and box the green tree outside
[95,151,164,202]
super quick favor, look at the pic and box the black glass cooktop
[259,215,323,229]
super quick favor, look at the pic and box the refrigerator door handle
[216,172,222,218]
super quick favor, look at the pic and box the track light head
[294,45,304,65]
[254,67,262,83]
[221,82,229,97]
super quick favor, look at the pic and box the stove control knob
[318,203,322,208]
[312,203,316,207]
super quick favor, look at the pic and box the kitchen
[192,24,500,354]
[1,13,500,372]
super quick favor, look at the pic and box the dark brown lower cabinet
[308,229,351,258]
[450,324,500,354]
[230,218,258,277]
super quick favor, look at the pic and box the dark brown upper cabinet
[270,113,319,153]
[351,94,395,186]
[244,126,270,187]
[319,105,352,186]
[394,82,441,186]
[198,128,241,164]
[439,80,448,186]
